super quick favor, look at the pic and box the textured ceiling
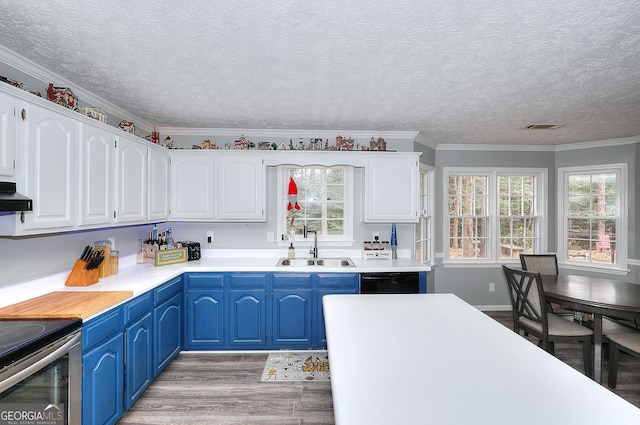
[0,0,639,146]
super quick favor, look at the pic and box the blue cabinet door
[229,289,266,346]
[272,273,313,347]
[228,273,267,347]
[154,291,182,377]
[316,273,359,348]
[82,332,124,425]
[186,288,225,348]
[125,312,153,409]
[272,289,313,347]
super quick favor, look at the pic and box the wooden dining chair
[519,253,559,275]
[519,253,574,316]
[502,265,593,377]
[607,331,640,388]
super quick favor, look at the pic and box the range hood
[0,182,33,211]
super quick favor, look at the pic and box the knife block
[65,259,100,286]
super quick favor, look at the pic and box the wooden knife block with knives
[65,245,104,286]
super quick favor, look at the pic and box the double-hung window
[557,164,627,271]
[415,165,434,264]
[445,167,546,262]
[276,165,353,245]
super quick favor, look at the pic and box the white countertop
[322,293,640,425]
[0,249,430,318]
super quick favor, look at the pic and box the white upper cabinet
[21,102,78,231]
[216,153,265,222]
[115,134,147,223]
[148,144,170,221]
[78,122,114,226]
[364,153,419,223]
[0,91,16,177]
[169,151,215,220]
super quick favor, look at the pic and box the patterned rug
[261,351,330,382]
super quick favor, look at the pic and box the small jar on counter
[94,240,111,278]
[110,250,119,275]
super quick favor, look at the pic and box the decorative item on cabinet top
[171,133,391,151]
[47,83,78,109]
[117,120,136,134]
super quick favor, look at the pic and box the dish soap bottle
[288,243,296,259]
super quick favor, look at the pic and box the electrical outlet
[267,231,275,242]
[489,282,496,292]
[207,231,214,244]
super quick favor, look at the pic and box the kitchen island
[322,293,640,424]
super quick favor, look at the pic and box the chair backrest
[519,254,558,275]
[502,265,548,334]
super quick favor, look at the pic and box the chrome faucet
[303,225,318,258]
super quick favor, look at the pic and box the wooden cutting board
[0,291,133,319]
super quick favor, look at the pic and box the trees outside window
[445,168,546,262]
[558,164,627,270]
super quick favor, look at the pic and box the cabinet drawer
[83,308,123,350]
[124,291,153,324]
[184,272,225,289]
[154,276,182,305]
[317,273,359,289]
[272,273,312,288]
[228,272,267,288]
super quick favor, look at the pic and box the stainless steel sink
[277,258,316,267]
[315,258,355,267]
[276,257,355,267]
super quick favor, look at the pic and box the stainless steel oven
[0,319,82,425]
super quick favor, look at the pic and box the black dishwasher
[360,272,420,294]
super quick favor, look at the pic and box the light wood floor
[117,311,640,424]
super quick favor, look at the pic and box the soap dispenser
[288,243,296,259]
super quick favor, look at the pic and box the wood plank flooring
[117,311,640,424]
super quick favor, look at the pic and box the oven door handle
[0,330,81,393]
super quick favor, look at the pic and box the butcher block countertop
[0,291,133,319]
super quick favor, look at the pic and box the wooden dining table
[542,274,640,384]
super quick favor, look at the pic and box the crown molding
[435,135,640,152]
[0,44,154,132]
[157,127,419,141]
[436,143,556,152]
[553,135,640,152]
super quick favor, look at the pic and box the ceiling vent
[522,124,565,130]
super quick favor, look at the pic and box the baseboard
[475,304,512,312]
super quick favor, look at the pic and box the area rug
[261,351,330,382]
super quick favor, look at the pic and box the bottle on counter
[94,240,111,278]
[288,243,295,259]
[390,223,398,259]
[110,250,119,275]
[166,227,175,249]
[152,224,158,241]
[136,239,145,264]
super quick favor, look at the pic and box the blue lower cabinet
[82,308,124,425]
[186,288,225,347]
[272,273,313,347]
[154,291,182,376]
[229,288,267,346]
[124,312,153,409]
[82,332,124,425]
[272,289,313,346]
[316,273,359,348]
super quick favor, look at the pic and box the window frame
[557,163,628,273]
[443,167,547,264]
[415,164,434,265]
[276,165,354,247]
